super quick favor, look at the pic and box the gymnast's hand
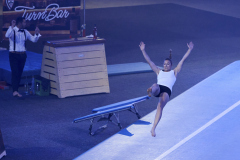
[187,41,194,50]
[139,41,145,51]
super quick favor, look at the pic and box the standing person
[5,17,41,97]
[139,41,194,137]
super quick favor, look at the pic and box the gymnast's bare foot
[151,128,156,137]
[147,88,152,97]
[13,91,22,97]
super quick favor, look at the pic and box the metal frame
[73,95,150,135]
[88,105,141,136]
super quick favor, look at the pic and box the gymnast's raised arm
[174,41,194,77]
[139,41,160,75]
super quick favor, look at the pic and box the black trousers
[9,52,27,92]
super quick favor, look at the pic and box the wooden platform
[41,38,110,98]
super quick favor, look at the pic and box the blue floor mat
[0,50,155,85]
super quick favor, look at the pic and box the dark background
[1,2,240,160]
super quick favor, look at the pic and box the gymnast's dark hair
[165,49,172,65]
[16,17,25,25]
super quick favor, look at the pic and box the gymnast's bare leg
[151,93,169,137]
[147,83,160,97]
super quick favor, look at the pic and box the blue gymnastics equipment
[73,95,150,135]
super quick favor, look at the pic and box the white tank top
[157,70,176,91]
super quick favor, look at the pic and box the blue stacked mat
[0,50,155,85]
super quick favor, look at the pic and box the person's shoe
[13,91,22,97]
[147,88,152,97]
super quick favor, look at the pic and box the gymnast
[139,41,194,137]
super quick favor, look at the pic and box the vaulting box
[40,37,110,98]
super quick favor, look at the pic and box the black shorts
[155,85,171,98]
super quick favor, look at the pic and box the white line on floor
[155,100,240,160]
